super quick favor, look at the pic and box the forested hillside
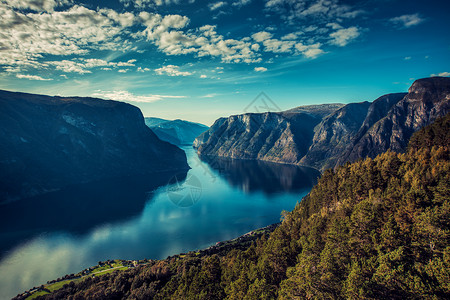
[26,114,450,300]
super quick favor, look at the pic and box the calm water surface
[0,147,319,299]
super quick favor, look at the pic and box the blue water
[0,147,319,299]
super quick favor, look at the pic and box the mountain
[0,90,189,202]
[21,113,450,299]
[337,77,450,166]
[299,93,407,170]
[145,117,209,146]
[194,77,450,172]
[193,104,344,165]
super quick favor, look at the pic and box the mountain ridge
[194,77,450,171]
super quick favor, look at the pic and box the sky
[0,0,449,125]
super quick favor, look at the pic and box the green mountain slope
[22,114,450,300]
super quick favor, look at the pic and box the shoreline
[14,222,280,300]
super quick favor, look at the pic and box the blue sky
[0,0,449,125]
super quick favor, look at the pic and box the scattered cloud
[155,65,192,76]
[329,27,360,47]
[254,67,268,72]
[45,59,136,74]
[201,93,218,98]
[431,72,450,77]
[0,3,137,71]
[295,43,324,58]
[16,74,52,81]
[1,0,70,12]
[232,0,252,7]
[137,67,151,72]
[0,0,370,79]
[120,0,195,8]
[209,1,226,11]
[92,90,186,103]
[404,56,411,60]
[390,13,424,28]
[265,0,363,22]
[200,74,207,78]
[252,31,273,42]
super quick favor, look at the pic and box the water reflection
[0,148,318,299]
[0,172,186,258]
[199,155,320,194]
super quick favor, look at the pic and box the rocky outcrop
[337,77,450,165]
[145,117,209,146]
[194,77,450,172]
[194,104,344,165]
[0,90,189,202]
[300,93,407,170]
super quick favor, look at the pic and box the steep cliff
[194,77,450,172]
[338,77,450,165]
[300,93,407,170]
[0,90,189,202]
[194,104,344,165]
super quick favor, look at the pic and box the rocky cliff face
[337,77,450,165]
[194,77,450,172]
[194,104,344,165]
[0,90,189,202]
[300,93,407,170]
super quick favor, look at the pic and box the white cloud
[45,58,137,74]
[16,74,52,80]
[0,4,137,71]
[118,69,128,73]
[254,67,267,72]
[120,0,195,8]
[329,27,360,47]
[390,14,424,28]
[201,93,218,98]
[431,72,450,77]
[281,33,298,40]
[137,67,151,72]
[252,31,273,42]
[92,90,186,103]
[2,0,70,12]
[263,39,295,53]
[200,74,207,78]
[404,56,411,60]
[265,0,363,21]
[232,0,251,7]
[155,65,192,76]
[295,42,324,58]
[141,20,261,63]
[209,1,226,11]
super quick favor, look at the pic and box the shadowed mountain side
[337,77,450,165]
[199,155,320,195]
[300,93,407,170]
[145,118,209,146]
[0,90,189,202]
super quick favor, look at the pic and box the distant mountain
[0,90,189,202]
[145,117,208,146]
[194,77,450,172]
